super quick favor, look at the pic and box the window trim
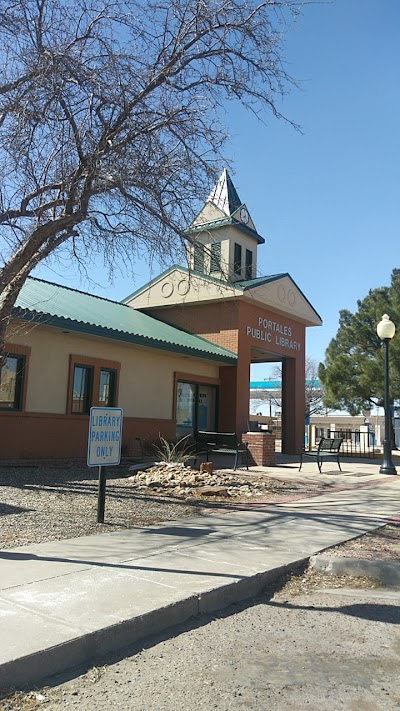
[71,363,94,414]
[67,354,120,415]
[0,343,30,413]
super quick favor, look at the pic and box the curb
[310,554,400,588]
[0,559,306,693]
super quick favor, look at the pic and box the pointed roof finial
[207,169,242,216]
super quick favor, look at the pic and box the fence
[325,429,376,458]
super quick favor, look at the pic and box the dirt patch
[265,522,400,598]
[324,522,400,561]
[272,565,383,597]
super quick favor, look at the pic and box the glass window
[72,365,93,414]
[245,249,253,279]
[0,355,24,410]
[234,243,242,276]
[193,243,205,273]
[210,242,221,272]
[99,368,116,406]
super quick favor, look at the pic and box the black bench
[194,431,249,471]
[299,437,343,473]
[247,420,261,432]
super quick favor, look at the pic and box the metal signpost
[87,407,123,522]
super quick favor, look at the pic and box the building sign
[87,407,123,466]
[246,317,302,351]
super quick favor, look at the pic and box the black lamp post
[376,314,397,475]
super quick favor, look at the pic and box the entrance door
[176,381,217,438]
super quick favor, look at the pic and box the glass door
[176,382,196,439]
[176,381,218,438]
[197,385,217,431]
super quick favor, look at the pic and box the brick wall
[245,432,276,466]
[144,301,240,353]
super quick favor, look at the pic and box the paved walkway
[1,458,399,692]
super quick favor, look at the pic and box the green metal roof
[13,277,237,363]
[235,274,288,289]
[186,215,265,244]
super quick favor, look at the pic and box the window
[0,354,25,410]
[210,242,221,272]
[234,243,242,276]
[193,243,205,273]
[245,249,253,279]
[72,365,93,413]
[68,355,120,414]
[99,368,116,406]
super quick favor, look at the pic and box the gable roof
[237,272,322,325]
[12,277,237,363]
[124,265,286,302]
[122,264,242,303]
[123,266,322,327]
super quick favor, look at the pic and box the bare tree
[0,0,307,362]
[250,388,281,416]
[305,356,326,418]
[267,357,326,418]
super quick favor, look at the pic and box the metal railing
[325,429,376,458]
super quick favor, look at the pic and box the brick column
[245,432,276,466]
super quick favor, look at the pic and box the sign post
[87,407,123,523]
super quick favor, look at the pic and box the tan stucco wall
[7,320,220,417]
[192,202,225,225]
[245,276,322,327]
[188,224,258,280]
[125,268,242,309]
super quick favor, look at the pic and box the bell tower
[187,169,265,282]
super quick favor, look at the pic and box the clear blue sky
[35,0,400,374]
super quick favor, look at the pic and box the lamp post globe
[376,315,397,475]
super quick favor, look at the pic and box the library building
[0,170,321,464]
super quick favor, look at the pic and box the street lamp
[376,314,397,475]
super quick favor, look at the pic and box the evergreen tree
[319,269,400,415]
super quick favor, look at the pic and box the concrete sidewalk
[0,464,399,692]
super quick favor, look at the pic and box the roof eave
[13,308,237,364]
[186,219,265,244]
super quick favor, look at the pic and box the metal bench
[194,431,249,471]
[299,436,343,473]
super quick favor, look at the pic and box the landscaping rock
[128,463,270,499]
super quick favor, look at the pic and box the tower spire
[207,168,242,216]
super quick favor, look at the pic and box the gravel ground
[2,567,399,711]
[0,461,327,549]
